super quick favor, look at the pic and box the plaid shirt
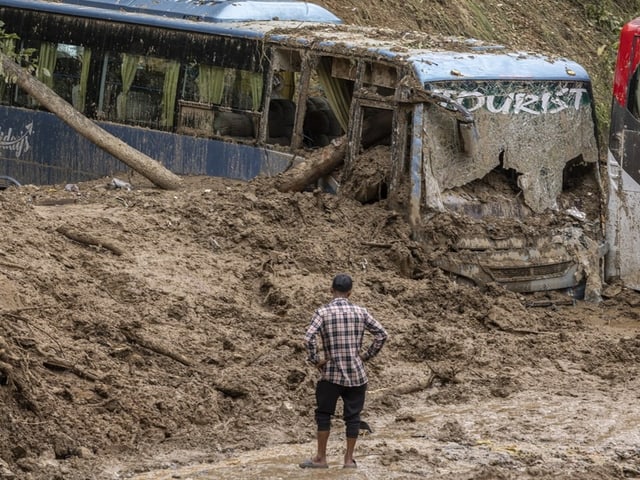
[304,297,388,387]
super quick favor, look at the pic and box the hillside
[2,1,640,480]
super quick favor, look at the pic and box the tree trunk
[0,52,183,190]
[276,136,347,192]
[275,109,394,193]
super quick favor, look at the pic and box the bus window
[213,68,262,139]
[300,56,349,149]
[311,57,350,143]
[8,41,89,111]
[52,45,81,105]
[99,53,179,129]
[265,49,300,147]
[53,44,91,112]
[263,51,348,149]
[12,41,57,108]
[177,64,262,140]
[628,65,640,119]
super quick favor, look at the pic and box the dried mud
[3,1,640,479]
[0,171,639,479]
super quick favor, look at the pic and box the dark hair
[332,274,353,292]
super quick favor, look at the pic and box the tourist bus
[0,0,604,297]
[607,17,640,290]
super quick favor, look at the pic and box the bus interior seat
[214,111,255,137]
[268,98,295,145]
[303,96,342,147]
[361,108,393,148]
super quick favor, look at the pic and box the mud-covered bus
[0,0,604,297]
[607,17,640,291]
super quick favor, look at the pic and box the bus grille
[484,261,572,282]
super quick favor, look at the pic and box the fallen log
[276,136,347,192]
[276,109,394,193]
[43,357,100,381]
[56,225,125,256]
[0,52,182,190]
[368,372,436,399]
[123,330,192,367]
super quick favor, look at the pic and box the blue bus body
[1,106,293,184]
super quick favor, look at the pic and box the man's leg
[314,430,330,464]
[341,383,367,467]
[344,435,357,467]
[301,380,340,467]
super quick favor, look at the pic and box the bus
[0,0,604,297]
[607,17,640,290]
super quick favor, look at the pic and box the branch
[56,225,125,256]
[123,330,192,367]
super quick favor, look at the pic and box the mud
[0,172,639,479]
[2,1,640,478]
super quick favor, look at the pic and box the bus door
[607,29,640,289]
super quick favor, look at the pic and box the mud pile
[0,173,639,479]
[3,1,640,478]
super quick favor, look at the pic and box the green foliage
[0,19,36,82]
[584,1,625,33]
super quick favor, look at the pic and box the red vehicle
[607,18,640,289]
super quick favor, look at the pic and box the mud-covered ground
[3,1,640,479]
[1,171,640,479]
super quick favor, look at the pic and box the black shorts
[314,380,367,438]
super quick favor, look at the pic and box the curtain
[317,57,350,132]
[161,60,180,127]
[37,42,57,88]
[76,47,91,112]
[240,70,263,111]
[279,71,295,100]
[117,53,139,121]
[197,65,225,104]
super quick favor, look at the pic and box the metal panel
[0,107,293,185]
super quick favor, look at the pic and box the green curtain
[278,71,296,100]
[37,42,57,88]
[317,57,350,132]
[249,72,263,111]
[240,70,263,111]
[76,47,92,112]
[161,60,180,127]
[118,53,139,121]
[197,65,225,104]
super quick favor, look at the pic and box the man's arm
[303,311,323,365]
[361,311,388,361]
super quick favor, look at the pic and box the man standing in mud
[300,273,388,469]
